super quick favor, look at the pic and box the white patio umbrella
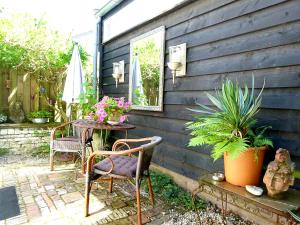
[62,44,85,119]
[131,54,145,104]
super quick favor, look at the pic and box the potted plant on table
[89,96,131,125]
[187,78,273,186]
[28,110,52,124]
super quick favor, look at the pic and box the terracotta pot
[224,146,266,186]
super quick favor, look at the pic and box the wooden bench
[193,174,300,225]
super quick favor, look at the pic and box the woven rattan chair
[50,121,93,172]
[84,136,162,225]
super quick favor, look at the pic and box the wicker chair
[50,121,93,172]
[84,136,162,225]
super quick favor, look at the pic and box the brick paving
[0,159,173,225]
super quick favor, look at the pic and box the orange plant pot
[224,147,267,187]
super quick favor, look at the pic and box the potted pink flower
[90,96,131,125]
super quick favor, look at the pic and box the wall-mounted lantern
[112,60,125,88]
[167,43,186,84]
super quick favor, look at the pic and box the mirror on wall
[129,26,165,111]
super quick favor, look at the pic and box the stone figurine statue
[9,101,25,123]
[263,148,295,198]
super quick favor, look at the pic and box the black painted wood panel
[100,0,300,178]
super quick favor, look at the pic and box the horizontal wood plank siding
[101,0,300,178]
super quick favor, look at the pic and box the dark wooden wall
[100,0,300,179]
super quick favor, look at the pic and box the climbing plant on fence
[0,12,88,121]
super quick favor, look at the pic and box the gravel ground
[163,203,256,225]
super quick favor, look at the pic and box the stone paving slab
[0,160,171,225]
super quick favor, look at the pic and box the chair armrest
[50,121,73,141]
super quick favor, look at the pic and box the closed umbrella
[131,54,145,105]
[62,44,85,119]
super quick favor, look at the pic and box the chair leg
[72,153,77,163]
[109,177,113,193]
[84,177,92,217]
[147,176,155,207]
[136,185,142,225]
[50,150,54,171]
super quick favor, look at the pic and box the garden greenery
[27,110,53,119]
[187,78,273,161]
[142,170,206,210]
[0,12,89,121]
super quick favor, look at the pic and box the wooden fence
[0,69,54,116]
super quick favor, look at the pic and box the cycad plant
[187,78,273,161]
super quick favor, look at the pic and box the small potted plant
[0,112,8,123]
[28,110,52,124]
[89,96,131,125]
[187,78,273,186]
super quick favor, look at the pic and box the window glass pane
[103,0,184,42]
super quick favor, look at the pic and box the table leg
[225,192,228,215]
[82,143,86,174]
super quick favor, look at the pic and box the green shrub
[28,110,52,119]
[0,148,9,156]
[29,144,50,157]
[0,112,7,123]
[142,170,206,210]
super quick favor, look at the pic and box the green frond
[253,138,273,148]
[188,136,207,146]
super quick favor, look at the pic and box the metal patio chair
[84,136,162,225]
[50,121,93,172]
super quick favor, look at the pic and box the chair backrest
[136,136,162,179]
[72,124,93,142]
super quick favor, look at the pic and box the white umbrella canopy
[131,54,146,105]
[62,44,85,104]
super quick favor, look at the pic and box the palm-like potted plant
[187,78,273,186]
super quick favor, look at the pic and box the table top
[72,119,136,131]
[200,174,300,213]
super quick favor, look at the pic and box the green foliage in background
[142,170,206,210]
[29,144,50,157]
[78,80,97,116]
[0,148,9,156]
[28,110,53,119]
[0,11,89,122]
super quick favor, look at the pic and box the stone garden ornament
[263,148,295,198]
[9,101,25,123]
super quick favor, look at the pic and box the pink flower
[97,116,105,123]
[94,102,102,108]
[119,115,127,123]
[101,111,108,118]
[118,101,124,108]
[124,102,131,110]
[96,109,105,115]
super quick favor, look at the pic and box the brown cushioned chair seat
[94,155,137,177]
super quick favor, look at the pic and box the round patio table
[72,119,136,173]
